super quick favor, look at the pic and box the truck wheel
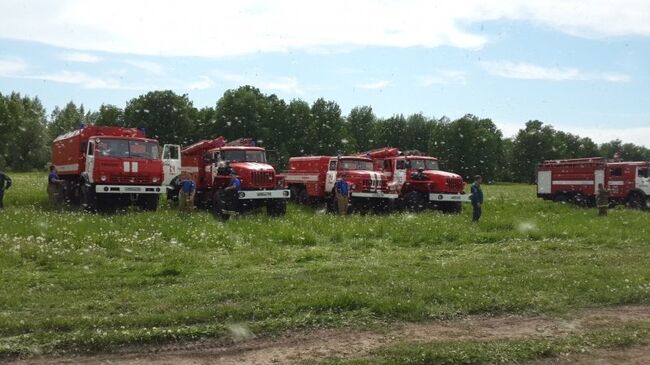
[326,194,337,214]
[81,183,96,212]
[627,192,646,210]
[297,187,310,205]
[140,195,159,211]
[553,193,568,203]
[445,202,462,214]
[405,191,426,212]
[211,190,231,220]
[267,199,287,217]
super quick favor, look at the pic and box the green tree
[93,104,125,127]
[437,114,504,181]
[346,106,377,152]
[284,99,312,156]
[124,90,196,144]
[0,92,49,171]
[307,98,345,155]
[511,121,560,183]
[375,114,407,149]
[48,101,85,142]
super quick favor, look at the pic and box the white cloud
[419,70,467,86]
[482,61,630,82]
[494,121,650,147]
[123,60,165,74]
[187,75,214,90]
[357,80,391,90]
[0,57,28,76]
[209,70,306,95]
[59,52,102,63]
[1,1,648,58]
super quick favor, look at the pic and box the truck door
[85,140,95,183]
[162,144,181,186]
[395,159,407,186]
[637,166,650,195]
[537,170,551,194]
[594,169,605,193]
[325,159,337,193]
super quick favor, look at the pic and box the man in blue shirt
[0,170,12,209]
[470,175,483,222]
[178,172,196,212]
[223,170,242,212]
[334,175,350,215]
[47,165,64,206]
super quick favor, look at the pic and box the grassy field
[1,172,649,360]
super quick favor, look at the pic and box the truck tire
[404,191,427,212]
[627,192,647,210]
[267,199,287,217]
[444,202,462,214]
[211,190,231,220]
[140,195,159,211]
[553,193,568,203]
[326,193,337,214]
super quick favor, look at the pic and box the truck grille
[112,176,151,184]
[251,171,274,186]
[446,177,463,192]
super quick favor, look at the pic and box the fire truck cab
[361,148,468,212]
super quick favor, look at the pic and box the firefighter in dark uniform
[0,170,12,209]
[470,175,483,222]
[596,183,609,216]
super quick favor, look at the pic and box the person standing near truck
[47,165,64,206]
[596,183,609,216]
[334,175,350,215]
[0,170,12,209]
[178,172,196,212]
[470,175,483,222]
[223,170,242,212]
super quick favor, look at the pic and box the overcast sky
[1,0,649,146]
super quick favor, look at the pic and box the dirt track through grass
[8,305,650,365]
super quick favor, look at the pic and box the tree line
[1,87,648,182]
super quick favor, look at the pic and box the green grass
[315,323,650,365]
[1,172,649,358]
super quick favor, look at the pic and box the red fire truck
[360,148,468,212]
[170,137,290,217]
[537,157,650,209]
[283,155,398,212]
[51,126,178,211]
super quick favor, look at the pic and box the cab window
[396,160,406,169]
[329,160,337,170]
[610,168,623,177]
[87,141,94,156]
[639,168,649,178]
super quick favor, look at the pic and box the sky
[1,0,649,146]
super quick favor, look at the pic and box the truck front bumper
[238,189,291,199]
[429,193,471,202]
[351,192,399,199]
[95,185,163,194]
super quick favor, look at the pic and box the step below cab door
[162,144,181,186]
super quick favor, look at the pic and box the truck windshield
[340,159,373,170]
[96,139,160,160]
[408,159,439,170]
[222,150,267,163]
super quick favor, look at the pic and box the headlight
[100,175,107,182]
[283,191,290,197]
